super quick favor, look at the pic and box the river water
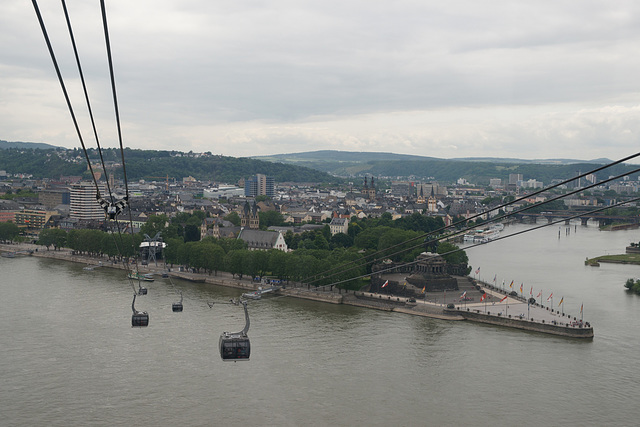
[1,222,639,427]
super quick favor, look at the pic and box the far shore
[585,253,640,266]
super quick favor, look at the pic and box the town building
[237,228,288,251]
[329,217,349,236]
[69,183,105,221]
[245,174,275,197]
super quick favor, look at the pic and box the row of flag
[482,268,584,312]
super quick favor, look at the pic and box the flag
[558,297,564,306]
[493,274,497,283]
[519,283,523,293]
[509,280,514,289]
[481,292,487,302]
[547,293,553,302]
[381,280,389,288]
[530,286,533,296]
[536,290,542,298]
[580,303,583,314]
[500,295,508,302]
[422,286,426,293]
[475,267,480,275]
[460,291,467,299]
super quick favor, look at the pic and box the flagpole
[581,303,583,322]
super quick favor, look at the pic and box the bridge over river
[513,209,639,227]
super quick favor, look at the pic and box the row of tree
[33,208,469,289]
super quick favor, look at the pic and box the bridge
[512,210,640,227]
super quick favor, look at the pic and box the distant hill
[253,150,638,184]
[0,139,61,150]
[0,146,341,184]
[449,157,614,165]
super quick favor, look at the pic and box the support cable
[31,0,100,193]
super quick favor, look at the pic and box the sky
[1,1,639,161]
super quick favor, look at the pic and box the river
[1,222,639,426]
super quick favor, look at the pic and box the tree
[139,214,170,238]
[38,228,65,250]
[377,228,422,262]
[354,226,393,250]
[268,249,288,280]
[225,250,245,278]
[184,224,200,243]
[436,241,468,266]
[330,232,353,249]
[225,212,240,226]
[205,243,226,275]
[259,210,284,229]
[314,233,330,250]
[164,237,184,266]
[0,222,20,243]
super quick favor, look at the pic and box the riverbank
[585,253,640,266]
[0,243,592,337]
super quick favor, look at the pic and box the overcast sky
[1,1,639,161]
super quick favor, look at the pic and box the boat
[463,225,502,243]
[242,291,262,300]
[127,272,154,282]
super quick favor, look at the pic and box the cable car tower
[142,232,163,266]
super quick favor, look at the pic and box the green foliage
[625,278,640,294]
[183,224,200,242]
[38,228,67,250]
[224,212,241,226]
[258,211,284,229]
[0,222,20,242]
[436,241,469,266]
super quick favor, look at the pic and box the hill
[0,147,341,184]
[253,150,638,184]
[0,139,61,150]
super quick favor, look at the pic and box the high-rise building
[508,174,523,185]
[244,174,275,197]
[70,182,105,221]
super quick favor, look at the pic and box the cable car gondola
[131,294,149,327]
[138,283,147,295]
[219,300,250,361]
[172,292,183,312]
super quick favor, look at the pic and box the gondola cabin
[131,294,149,327]
[218,300,251,361]
[132,311,149,327]
[172,292,183,312]
[219,333,250,361]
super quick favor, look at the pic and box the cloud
[2,0,640,161]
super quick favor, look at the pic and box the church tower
[428,186,437,213]
[241,201,260,229]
